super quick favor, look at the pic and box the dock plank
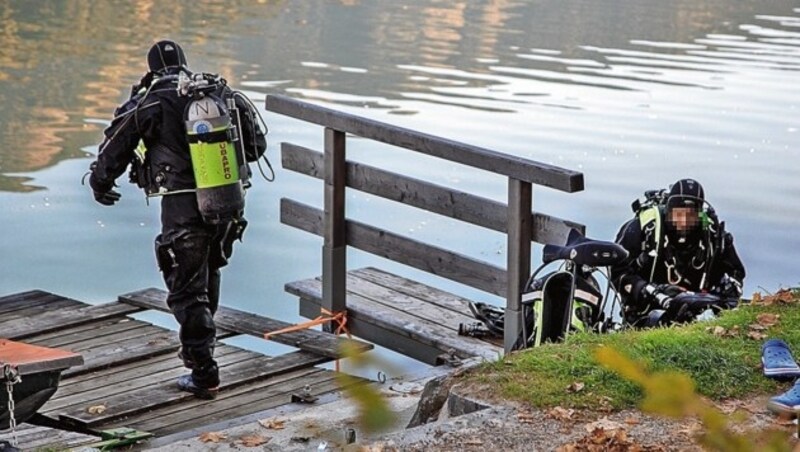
[25,317,145,347]
[44,349,255,413]
[353,267,480,316]
[119,288,372,359]
[138,371,342,436]
[53,345,243,395]
[344,272,478,332]
[59,350,330,428]
[1,300,144,340]
[287,277,501,362]
[0,296,83,320]
[0,423,98,451]
[116,367,326,433]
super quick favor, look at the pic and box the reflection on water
[1,0,798,372]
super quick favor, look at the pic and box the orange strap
[264,308,351,340]
[264,308,351,372]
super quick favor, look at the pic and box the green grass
[467,301,800,411]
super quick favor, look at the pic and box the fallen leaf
[756,313,780,327]
[624,417,640,425]
[548,406,575,422]
[750,292,762,304]
[749,324,768,332]
[199,431,227,443]
[747,331,768,341]
[760,289,796,305]
[239,434,270,447]
[258,418,286,430]
[585,417,625,432]
[87,404,106,415]
[464,438,484,445]
[567,382,585,393]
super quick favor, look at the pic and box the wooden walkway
[287,267,503,366]
[0,289,371,451]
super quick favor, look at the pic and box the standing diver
[87,40,267,399]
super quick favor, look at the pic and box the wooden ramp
[0,289,372,450]
[287,267,503,366]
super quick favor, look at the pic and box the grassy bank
[467,291,800,411]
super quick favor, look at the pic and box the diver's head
[665,178,705,246]
[147,40,187,75]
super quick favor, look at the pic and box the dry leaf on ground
[199,431,227,443]
[756,313,780,327]
[239,434,270,447]
[86,404,106,415]
[747,331,768,341]
[585,417,625,432]
[567,382,585,393]
[548,406,575,422]
[258,418,286,430]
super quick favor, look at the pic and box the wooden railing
[266,94,585,353]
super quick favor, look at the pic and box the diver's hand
[93,189,121,206]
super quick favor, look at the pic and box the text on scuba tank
[220,142,232,180]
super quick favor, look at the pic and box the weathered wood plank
[44,349,255,413]
[118,288,372,358]
[343,273,477,332]
[59,350,330,428]
[299,299,444,365]
[1,301,144,340]
[113,367,327,433]
[61,333,181,378]
[25,317,145,347]
[0,426,97,451]
[0,297,84,323]
[282,199,507,296]
[143,373,345,436]
[0,291,80,316]
[505,178,532,352]
[287,278,501,361]
[323,127,348,316]
[0,289,46,304]
[266,94,584,192]
[282,143,585,244]
[53,345,242,394]
[351,267,479,316]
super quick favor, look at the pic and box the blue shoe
[762,339,800,380]
[177,374,218,400]
[768,380,800,417]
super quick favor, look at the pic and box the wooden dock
[288,267,503,365]
[0,289,371,451]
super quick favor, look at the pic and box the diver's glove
[640,283,685,310]
[93,188,121,206]
[88,167,121,206]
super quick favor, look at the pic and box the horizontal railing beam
[266,94,583,192]
[281,199,507,297]
[282,143,584,245]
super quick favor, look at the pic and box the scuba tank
[181,72,247,224]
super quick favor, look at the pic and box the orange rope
[264,308,351,372]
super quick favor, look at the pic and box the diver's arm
[610,219,651,309]
[90,98,159,192]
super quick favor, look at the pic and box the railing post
[322,127,347,332]
[505,178,532,353]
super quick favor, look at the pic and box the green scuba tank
[185,93,245,224]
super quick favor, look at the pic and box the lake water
[1,0,798,375]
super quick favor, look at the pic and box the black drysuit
[610,212,745,325]
[90,72,266,388]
